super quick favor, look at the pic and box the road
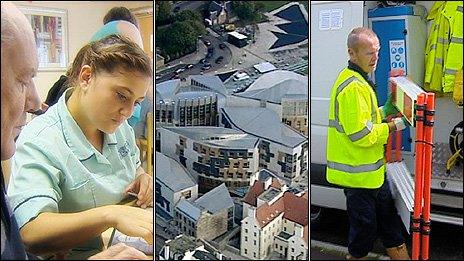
[155,35,232,83]
[311,208,463,260]
[173,1,206,12]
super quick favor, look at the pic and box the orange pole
[421,93,435,260]
[412,94,426,260]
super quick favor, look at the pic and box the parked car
[219,43,226,49]
[215,56,224,64]
[200,58,207,64]
[202,63,211,70]
[175,68,185,74]
[187,64,194,69]
[204,40,211,46]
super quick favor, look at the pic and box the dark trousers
[344,180,405,258]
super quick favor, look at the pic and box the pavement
[311,240,390,260]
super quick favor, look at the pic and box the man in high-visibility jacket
[326,27,411,260]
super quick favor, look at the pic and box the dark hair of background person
[103,6,139,28]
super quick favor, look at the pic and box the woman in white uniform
[7,34,153,259]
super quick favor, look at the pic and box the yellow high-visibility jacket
[424,1,463,93]
[326,68,389,189]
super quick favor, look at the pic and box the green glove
[380,94,399,118]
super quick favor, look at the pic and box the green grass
[261,1,290,13]
[261,1,309,13]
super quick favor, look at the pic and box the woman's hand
[124,168,153,209]
[88,243,149,260]
[104,205,153,245]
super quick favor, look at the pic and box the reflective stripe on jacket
[326,68,389,189]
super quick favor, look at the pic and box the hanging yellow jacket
[424,1,463,93]
[424,2,446,91]
[443,2,463,92]
[326,68,389,189]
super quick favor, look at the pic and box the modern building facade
[159,126,260,193]
[155,77,227,127]
[221,107,308,183]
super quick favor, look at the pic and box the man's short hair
[347,27,378,50]
[103,6,138,28]
[1,3,14,45]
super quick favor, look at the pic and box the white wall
[14,1,152,101]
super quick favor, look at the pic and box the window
[254,232,257,237]
[245,236,247,242]
[280,246,283,251]
[253,252,256,258]
[245,229,248,233]
[284,227,287,231]
[292,248,294,252]
[275,244,278,248]
[254,240,256,245]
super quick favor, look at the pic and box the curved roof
[156,79,181,101]
[221,107,307,148]
[187,75,227,96]
[236,70,307,104]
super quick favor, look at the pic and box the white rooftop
[162,126,259,149]
[155,152,197,192]
[221,107,307,148]
[188,75,227,96]
[236,70,308,104]
[176,198,202,222]
[228,31,247,40]
[194,183,234,214]
[254,62,277,73]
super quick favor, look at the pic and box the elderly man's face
[1,4,41,160]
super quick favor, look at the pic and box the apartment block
[240,175,308,260]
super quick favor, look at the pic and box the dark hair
[103,7,139,28]
[67,34,152,88]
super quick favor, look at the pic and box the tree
[157,21,197,61]
[174,10,201,22]
[156,1,172,26]
[174,10,205,36]
[231,1,262,22]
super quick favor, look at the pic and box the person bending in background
[1,2,149,260]
[7,34,153,259]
